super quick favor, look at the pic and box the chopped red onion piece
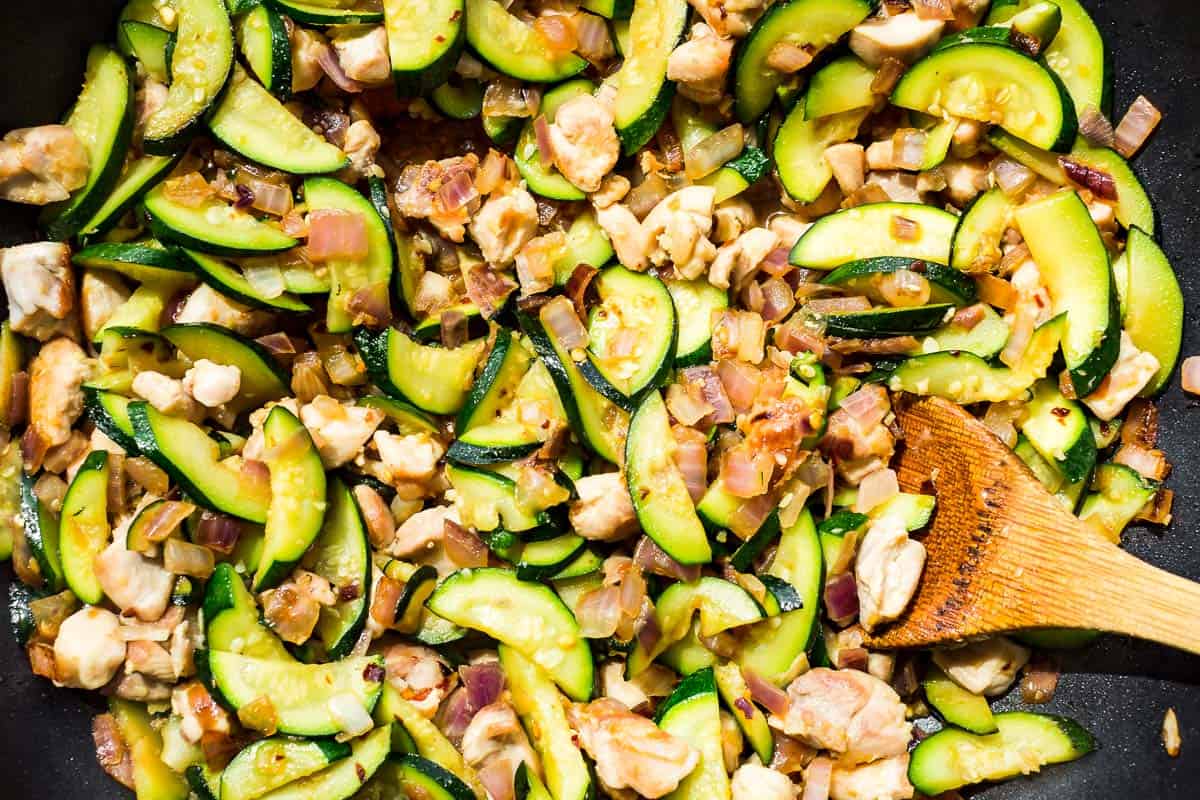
[540,296,589,350]
[801,757,833,800]
[633,536,701,582]
[444,519,488,567]
[1078,105,1116,148]
[824,572,860,626]
[744,668,790,716]
[316,45,365,93]
[534,115,556,170]
[460,661,506,711]
[1114,95,1161,158]
[1182,356,1200,396]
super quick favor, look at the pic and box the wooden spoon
[863,395,1200,654]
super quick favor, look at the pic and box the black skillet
[1,1,1197,797]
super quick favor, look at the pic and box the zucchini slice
[253,726,392,800]
[372,687,484,794]
[734,0,871,124]
[821,257,977,306]
[386,0,465,96]
[73,241,192,285]
[908,711,1095,795]
[667,279,728,367]
[822,304,954,339]
[427,568,594,701]
[789,202,958,269]
[79,154,180,239]
[655,668,729,800]
[161,323,289,412]
[236,4,293,100]
[1078,462,1160,542]
[514,534,587,581]
[19,472,63,591]
[629,577,764,674]
[465,0,587,82]
[203,561,293,659]
[221,738,351,800]
[431,79,484,120]
[892,42,1077,152]
[447,421,541,466]
[1014,189,1118,396]
[302,177,393,332]
[603,0,690,154]
[713,662,774,764]
[625,391,712,565]
[355,327,488,416]
[41,45,134,241]
[1118,227,1181,395]
[255,406,327,590]
[950,187,1014,272]
[515,79,595,201]
[501,646,592,800]
[210,66,347,174]
[445,463,566,537]
[586,265,677,399]
[58,451,111,605]
[1019,380,1096,484]
[109,698,190,800]
[180,249,311,312]
[310,480,372,659]
[555,210,615,285]
[456,328,532,434]
[129,401,272,523]
[775,104,867,203]
[118,0,176,55]
[391,755,476,800]
[84,386,139,453]
[583,0,634,18]
[266,0,385,25]
[923,665,998,735]
[143,0,234,153]
[805,54,876,119]
[123,20,173,83]
[204,651,384,736]
[359,395,441,437]
[144,184,298,256]
[737,508,823,685]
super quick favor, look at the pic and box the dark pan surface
[1,1,1198,797]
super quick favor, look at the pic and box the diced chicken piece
[462,701,540,798]
[713,198,756,243]
[767,213,811,249]
[343,119,381,176]
[515,231,567,296]
[1088,199,1117,232]
[1,242,79,341]
[867,171,922,203]
[590,174,631,209]
[390,504,456,560]
[600,661,675,713]
[569,473,639,542]
[299,395,385,468]
[667,24,734,105]
[80,269,131,342]
[53,607,126,690]
[124,640,176,683]
[933,637,1032,697]
[850,12,945,67]
[182,359,241,408]
[134,80,169,144]
[1083,333,1160,421]
[829,754,914,800]
[708,227,779,290]
[951,119,987,159]
[172,681,232,744]
[94,544,175,622]
[373,431,445,485]
[951,0,990,29]
[469,183,539,267]
[732,762,795,800]
[385,644,454,719]
[0,125,89,205]
[825,143,867,194]
[175,284,274,337]
[132,371,202,421]
[855,513,927,632]
[773,668,911,765]
[330,26,390,86]
[27,337,89,456]
[291,26,328,93]
[568,698,700,799]
[940,157,990,207]
[395,155,480,243]
[595,202,654,270]
[547,94,621,193]
[823,385,896,485]
[865,140,896,172]
[688,0,764,38]
[91,428,126,457]
[642,186,718,279]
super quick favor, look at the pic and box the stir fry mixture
[0,0,1191,798]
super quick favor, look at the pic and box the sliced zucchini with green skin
[123,21,173,83]
[359,395,441,437]
[823,304,954,339]
[84,386,139,453]
[584,0,634,18]
[466,0,587,82]
[1078,462,1159,541]
[303,177,393,332]
[80,155,181,239]
[118,0,175,55]
[734,0,872,124]
[908,711,1095,795]
[456,328,531,434]
[514,763,552,800]
[728,511,781,572]
[186,764,222,800]
[221,738,351,800]
[671,101,768,203]
[514,534,586,581]
[1020,380,1096,484]
[1120,227,1181,395]
[236,4,292,100]
[355,327,488,416]
[603,0,690,154]
[713,662,773,764]
[892,43,1076,152]
[629,577,764,674]
[737,508,823,685]
[73,242,191,285]
[129,401,272,523]
[519,312,629,464]
[821,257,977,306]
[8,582,42,646]
[870,492,936,531]
[655,667,728,800]
[1014,189,1118,396]
[181,249,311,312]
[254,726,392,800]
[390,754,476,800]
[145,186,298,256]
[310,480,370,658]
[552,547,603,580]
[203,561,293,659]
[774,103,867,204]
[587,265,677,399]
[445,463,565,537]
[373,688,484,795]
[427,568,594,700]
[161,323,289,411]
[923,665,997,735]
[917,304,1010,359]
[660,622,718,676]
[255,407,327,591]
[432,80,484,120]
[889,314,1065,404]
[204,651,384,735]
[143,0,234,153]
[20,472,64,590]
[805,54,876,119]
[555,210,615,285]
[951,187,1014,272]
[265,0,384,25]
[515,79,594,201]
[386,0,465,96]
[58,451,111,605]
[211,66,346,174]
[41,45,134,241]
[625,391,712,565]
[447,421,541,465]
[110,698,190,800]
[790,202,958,269]
[667,279,728,367]
[501,646,592,800]
[482,114,522,147]
[378,561,439,633]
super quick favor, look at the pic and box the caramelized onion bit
[1114,95,1162,158]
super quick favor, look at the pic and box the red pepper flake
[435,35,446,43]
